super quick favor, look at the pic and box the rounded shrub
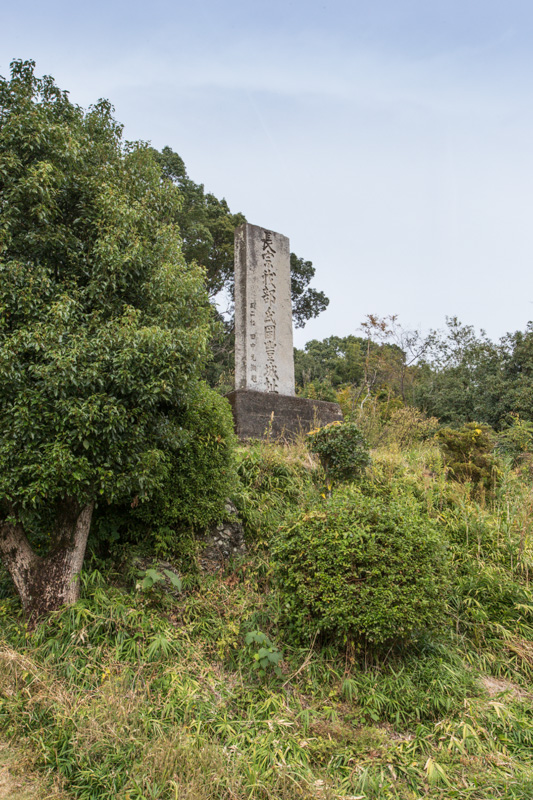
[306,421,370,485]
[272,485,449,651]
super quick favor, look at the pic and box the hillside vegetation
[2,60,533,800]
[1,418,533,800]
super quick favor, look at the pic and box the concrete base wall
[226,390,343,441]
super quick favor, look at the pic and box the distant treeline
[294,315,533,430]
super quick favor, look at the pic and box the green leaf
[163,569,182,591]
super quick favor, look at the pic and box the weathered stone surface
[234,223,295,396]
[226,390,343,441]
[197,500,246,572]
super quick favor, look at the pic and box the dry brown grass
[0,647,73,798]
[0,741,70,800]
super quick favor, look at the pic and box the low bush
[497,414,533,471]
[306,421,370,487]
[272,484,449,652]
[338,390,405,446]
[380,406,439,449]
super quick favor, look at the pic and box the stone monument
[226,223,343,440]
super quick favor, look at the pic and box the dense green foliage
[497,413,533,467]
[307,421,370,486]
[295,335,365,389]
[273,484,449,650]
[233,439,317,544]
[90,382,238,564]
[144,381,237,531]
[414,319,533,430]
[414,319,503,427]
[0,60,214,515]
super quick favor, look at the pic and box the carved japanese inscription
[234,223,295,396]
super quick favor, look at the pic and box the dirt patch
[0,745,38,800]
[481,675,531,701]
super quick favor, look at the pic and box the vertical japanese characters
[261,230,279,393]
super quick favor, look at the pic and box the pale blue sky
[2,1,532,345]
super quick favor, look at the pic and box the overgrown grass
[232,436,320,545]
[1,438,533,798]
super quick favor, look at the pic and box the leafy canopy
[0,60,212,520]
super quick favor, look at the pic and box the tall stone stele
[226,223,343,440]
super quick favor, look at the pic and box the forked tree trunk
[0,501,94,619]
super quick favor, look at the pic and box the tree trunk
[0,501,94,619]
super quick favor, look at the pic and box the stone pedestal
[226,390,343,441]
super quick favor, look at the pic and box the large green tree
[0,61,212,615]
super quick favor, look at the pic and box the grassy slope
[0,440,533,799]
